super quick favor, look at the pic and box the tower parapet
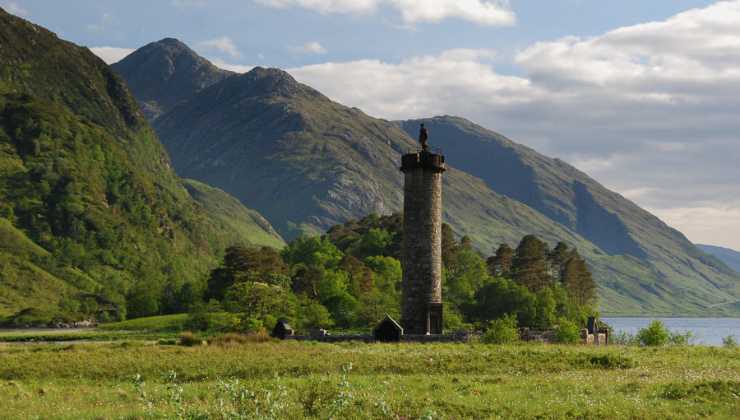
[400,150,445,335]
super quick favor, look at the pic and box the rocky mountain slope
[0,9,281,321]
[114,39,740,316]
[111,38,232,121]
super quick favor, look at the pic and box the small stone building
[272,319,295,339]
[373,315,403,342]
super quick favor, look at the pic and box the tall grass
[0,341,737,418]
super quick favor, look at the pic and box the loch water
[602,317,740,346]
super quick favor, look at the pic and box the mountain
[398,117,740,314]
[0,9,281,322]
[111,38,232,121]
[115,40,740,316]
[697,244,740,273]
[183,179,284,249]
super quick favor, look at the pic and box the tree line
[190,214,598,333]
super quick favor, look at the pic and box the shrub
[555,318,581,344]
[178,331,203,346]
[241,316,265,334]
[669,330,693,346]
[481,315,519,344]
[636,320,669,346]
[722,335,737,348]
[574,354,636,369]
[185,304,211,331]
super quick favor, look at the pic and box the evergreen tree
[512,235,552,292]
[561,256,597,307]
[548,242,573,282]
[487,243,514,278]
[441,223,458,268]
[206,245,288,300]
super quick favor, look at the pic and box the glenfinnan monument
[400,123,446,335]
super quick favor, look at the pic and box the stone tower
[400,149,446,335]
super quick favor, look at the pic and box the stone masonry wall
[401,164,443,334]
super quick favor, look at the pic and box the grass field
[0,339,738,419]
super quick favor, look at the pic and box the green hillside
[183,179,284,249]
[0,9,281,323]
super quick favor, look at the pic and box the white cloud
[648,205,740,249]
[390,0,515,26]
[209,58,254,73]
[290,48,532,120]
[1,1,28,17]
[255,0,515,26]
[290,41,327,55]
[196,36,242,58]
[285,1,740,249]
[90,47,135,64]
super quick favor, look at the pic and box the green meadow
[0,337,737,419]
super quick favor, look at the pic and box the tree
[365,256,402,298]
[126,282,161,318]
[224,282,295,322]
[222,246,288,276]
[533,287,557,329]
[206,246,288,301]
[441,223,458,268]
[445,247,489,310]
[470,277,537,327]
[637,320,670,346]
[512,235,552,292]
[481,314,519,344]
[282,236,343,269]
[561,255,597,307]
[487,243,514,278]
[296,297,334,329]
[355,256,403,327]
[340,255,374,298]
[548,242,573,282]
[555,318,581,343]
[346,228,392,259]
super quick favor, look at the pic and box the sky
[4,0,740,249]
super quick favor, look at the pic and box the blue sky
[4,0,740,249]
[6,0,717,69]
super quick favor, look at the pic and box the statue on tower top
[418,123,429,152]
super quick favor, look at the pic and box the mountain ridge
[697,244,740,274]
[111,38,233,121]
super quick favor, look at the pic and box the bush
[637,320,669,346]
[185,305,211,331]
[240,316,265,334]
[669,330,693,346]
[178,331,203,346]
[481,315,519,344]
[722,335,737,348]
[555,318,581,344]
